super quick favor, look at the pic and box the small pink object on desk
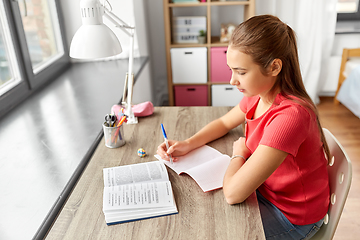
[111,101,154,118]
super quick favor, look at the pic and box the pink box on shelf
[210,47,232,83]
[174,85,208,106]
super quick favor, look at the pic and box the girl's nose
[230,75,239,86]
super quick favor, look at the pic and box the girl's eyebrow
[227,65,247,71]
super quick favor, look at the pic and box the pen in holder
[103,122,126,148]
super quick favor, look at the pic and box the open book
[102,161,178,225]
[155,145,231,192]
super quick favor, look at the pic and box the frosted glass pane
[337,0,359,13]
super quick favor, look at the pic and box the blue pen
[161,124,173,164]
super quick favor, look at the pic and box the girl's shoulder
[272,93,314,120]
[241,95,259,104]
[240,95,260,112]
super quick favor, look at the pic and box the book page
[185,155,230,192]
[103,161,169,188]
[103,181,175,212]
[155,145,227,174]
[154,145,231,192]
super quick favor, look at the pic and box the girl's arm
[186,104,246,149]
[223,144,288,204]
[157,104,246,161]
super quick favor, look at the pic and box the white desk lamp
[70,0,138,124]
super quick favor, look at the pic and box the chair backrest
[312,128,352,240]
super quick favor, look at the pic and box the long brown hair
[229,15,330,161]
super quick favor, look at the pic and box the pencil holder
[103,122,126,148]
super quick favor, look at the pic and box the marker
[117,115,127,127]
[112,115,127,142]
[161,124,173,164]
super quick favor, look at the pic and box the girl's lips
[238,88,245,92]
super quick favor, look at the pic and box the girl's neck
[259,87,280,106]
[253,89,280,119]
[254,97,273,119]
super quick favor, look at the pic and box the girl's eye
[239,72,246,75]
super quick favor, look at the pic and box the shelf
[211,82,232,85]
[171,43,208,48]
[163,0,255,106]
[169,2,206,7]
[170,36,229,48]
[168,1,251,7]
[209,1,252,6]
[173,82,210,86]
[210,36,229,46]
[173,82,233,86]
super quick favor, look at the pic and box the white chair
[312,128,352,240]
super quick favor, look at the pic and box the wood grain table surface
[45,107,265,240]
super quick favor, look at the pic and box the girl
[157,15,329,240]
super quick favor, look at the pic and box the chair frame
[335,48,360,104]
[312,128,352,239]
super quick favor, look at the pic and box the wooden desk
[45,107,265,240]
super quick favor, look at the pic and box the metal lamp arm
[103,10,135,37]
[102,7,137,124]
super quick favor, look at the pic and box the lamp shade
[70,24,122,59]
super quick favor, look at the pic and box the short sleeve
[260,105,311,157]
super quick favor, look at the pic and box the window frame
[0,0,70,118]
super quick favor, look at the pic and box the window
[337,0,359,13]
[0,2,21,96]
[20,0,64,74]
[337,0,360,20]
[0,0,69,118]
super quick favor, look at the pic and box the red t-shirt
[239,93,329,225]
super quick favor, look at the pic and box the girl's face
[226,46,277,99]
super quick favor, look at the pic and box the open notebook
[155,145,231,192]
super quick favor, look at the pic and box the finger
[159,152,170,161]
[159,142,169,152]
[163,144,179,162]
[167,152,178,162]
[157,144,169,160]
[167,144,175,155]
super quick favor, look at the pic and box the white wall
[142,0,168,105]
[332,33,360,56]
[321,33,360,96]
[60,0,153,104]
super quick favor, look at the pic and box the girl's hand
[156,140,192,162]
[232,137,251,160]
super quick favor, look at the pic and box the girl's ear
[270,59,282,77]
